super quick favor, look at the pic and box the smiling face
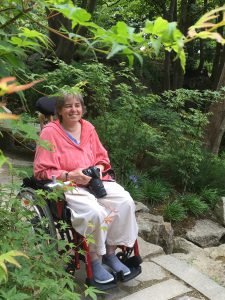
[59,96,83,126]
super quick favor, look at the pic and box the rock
[171,250,225,288]
[214,197,225,226]
[185,219,225,248]
[178,296,206,300]
[135,201,150,213]
[136,212,174,254]
[137,236,164,260]
[173,237,206,255]
[135,261,167,282]
[204,244,225,260]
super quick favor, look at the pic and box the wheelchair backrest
[36,96,58,129]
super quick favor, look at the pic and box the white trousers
[65,181,138,256]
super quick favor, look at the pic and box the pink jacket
[34,119,111,180]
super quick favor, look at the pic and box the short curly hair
[55,93,86,122]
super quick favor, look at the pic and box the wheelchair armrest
[102,169,116,180]
[22,176,52,190]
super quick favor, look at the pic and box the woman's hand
[68,168,92,185]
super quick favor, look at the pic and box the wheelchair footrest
[123,255,143,268]
[85,278,118,291]
[117,265,142,282]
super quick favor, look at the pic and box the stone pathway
[85,236,225,300]
[1,153,225,300]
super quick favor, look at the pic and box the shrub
[163,201,187,222]
[141,178,172,205]
[12,166,33,179]
[92,87,162,178]
[192,153,225,194]
[123,180,145,202]
[0,187,101,299]
[21,60,115,116]
[200,187,220,209]
[142,89,222,192]
[181,194,209,216]
[0,195,80,299]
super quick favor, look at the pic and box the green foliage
[141,178,172,206]
[163,201,187,222]
[0,150,9,169]
[0,250,29,283]
[143,89,222,191]
[92,84,161,178]
[180,194,209,216]
[0,190,84,299]
[0,2,49,75]
[1,0,223,78]
[2,113,51,151]
[23,60,114,116]
[192,153,225,194]
[123,180,145,202]
[10,28,50,52]
[12,166,33,179]
[200,187,220,209]
[84,285,106,300]
[1,2,225,298]
[50,1,187,67]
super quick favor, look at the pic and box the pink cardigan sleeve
[34,129,65,180]
[92,129,111,172]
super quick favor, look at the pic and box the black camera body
[82,166,107,198]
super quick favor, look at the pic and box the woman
[34,93,138,284]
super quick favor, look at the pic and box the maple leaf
[0,113,19,120]
[0,77,43,96]
[104,215,114,224]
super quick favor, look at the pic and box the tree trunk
[210,12,224,89]
[211,43,223,89]
[171,0,190,89]
[164,52,171,90]
[197,0,207,74]
[163,0,177,90]
[46,0,97,63]
[197,39,205,73]
[46,9,75,63]
[217,50,225,88]
[204,51,225,154]
[204,5,225,155]
[76,0,97,36]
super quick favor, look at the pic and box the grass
[163,200,187,222]
[181,194,209,216]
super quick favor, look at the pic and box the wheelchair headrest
[36,96,59,116]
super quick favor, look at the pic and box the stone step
[152,255,225,300]
[120,278,192,300]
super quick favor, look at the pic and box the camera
[82,166,107,198]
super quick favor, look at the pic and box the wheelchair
[18,176,142,290]
[17,96,142,290]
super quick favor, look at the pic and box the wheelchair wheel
[17,187,57,241]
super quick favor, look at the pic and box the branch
[46,11,61,20]
[0,7,33,30]
[0,6,17,13]
[25,14,109,55]
[25,14,78,43]
[105,0,123,7]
